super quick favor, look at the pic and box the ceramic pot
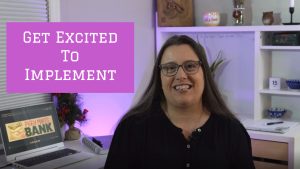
[65,124,81,140]
[262,11,274,25]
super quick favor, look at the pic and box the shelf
[260,46,300,50]
[156,25,255,33]
[259,89,300,96]
[156,25,300,33]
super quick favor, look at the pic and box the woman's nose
[175,66,187,79]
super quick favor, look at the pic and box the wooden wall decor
[157,0,194,27]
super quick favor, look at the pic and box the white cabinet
[255,28,300,120]
[155,25,300,169]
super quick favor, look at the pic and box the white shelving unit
[256,28,300,121]
[156,25,300,169]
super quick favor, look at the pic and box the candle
[290,0,295,7]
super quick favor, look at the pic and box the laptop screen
[0,103,62,156]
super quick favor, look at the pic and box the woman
[104,35,255,169]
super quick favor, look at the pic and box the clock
[269,77,281,90]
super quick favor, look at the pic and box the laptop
[0,102,95,169]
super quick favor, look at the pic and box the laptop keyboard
[16,148,78,167]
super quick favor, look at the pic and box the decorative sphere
[203,12,221,26]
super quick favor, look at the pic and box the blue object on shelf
[286,79,300,89]
[267,107,286,118]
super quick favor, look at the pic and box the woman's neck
[163,103,210,140]
[166,102,204,119]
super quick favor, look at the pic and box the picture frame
[157,0,194,27]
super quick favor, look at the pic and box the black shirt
[104,108,255,169]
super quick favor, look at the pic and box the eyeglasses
[159,60,202,77]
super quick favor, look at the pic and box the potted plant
[209,50,225,78]
[51,93,88,140]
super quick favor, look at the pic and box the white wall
[60,0,155,136]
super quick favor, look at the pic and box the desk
[0,135,113,169]
[247,126,300,169]
[63,135,112,169]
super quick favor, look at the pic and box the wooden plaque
[157,0,194,27]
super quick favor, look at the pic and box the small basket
[286,79,300,89]
[267,107,286,118]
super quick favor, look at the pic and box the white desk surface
[62,139,108,169]
[0,138,109,169]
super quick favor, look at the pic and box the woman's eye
[185,63,197,70]
[165,65,177,72]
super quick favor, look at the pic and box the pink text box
[7,22,134,93]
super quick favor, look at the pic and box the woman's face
[160,44,205,108]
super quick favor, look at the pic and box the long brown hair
[121,35,236,121]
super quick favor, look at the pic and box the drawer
[254,161,288,169]
[251,139,288,161]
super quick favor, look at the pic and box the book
[242,119,299,134]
